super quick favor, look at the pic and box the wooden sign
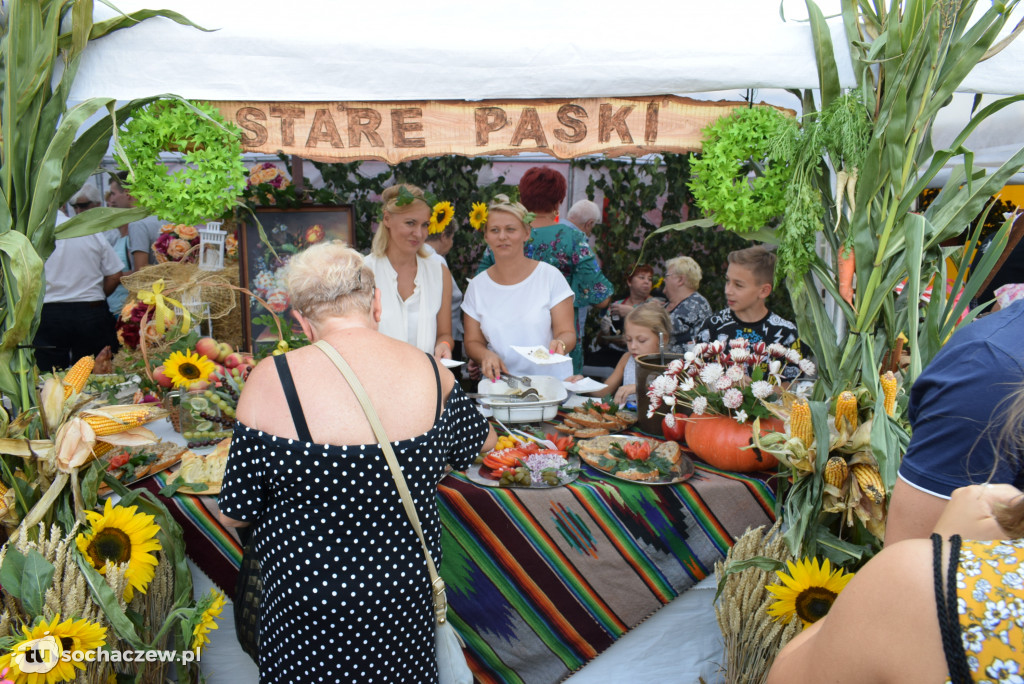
[209,96,792,164]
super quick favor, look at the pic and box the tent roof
[69,0,1024,103]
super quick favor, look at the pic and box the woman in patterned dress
[219,242,495,682]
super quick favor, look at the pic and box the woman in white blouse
[363,184,454,358]
[463,195,576,381]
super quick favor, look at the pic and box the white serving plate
[477,375,568,423]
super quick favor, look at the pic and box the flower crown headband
[468,199,536,231]
[392,186,455,235]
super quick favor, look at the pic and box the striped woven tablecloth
[141,445,774,684]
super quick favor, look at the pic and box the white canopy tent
[68,0,1024,183]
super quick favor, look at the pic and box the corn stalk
[796,0,1024,404]
[0,0,205,416]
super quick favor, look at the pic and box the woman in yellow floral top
[766,480,1024,684]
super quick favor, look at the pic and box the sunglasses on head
[72,202,92,209]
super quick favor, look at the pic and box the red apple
[223,352,245,369]
[188,380,211,391]
[238,363,255,379]
[152,365,174,389]
[195,337,220,361]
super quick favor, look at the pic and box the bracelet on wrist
[439,340,452,349]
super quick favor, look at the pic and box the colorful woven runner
[143,451,774,684]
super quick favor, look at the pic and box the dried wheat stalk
[715,521,800,684]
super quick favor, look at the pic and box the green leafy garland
[118,99,248,225]
[689,107,796,233]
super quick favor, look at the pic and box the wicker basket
[163,392,182,433]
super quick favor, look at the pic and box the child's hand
[614,384,636,406]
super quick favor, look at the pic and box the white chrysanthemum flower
[767,343,787,359]
[667,359,685,374]
[683,351,696,364]
[715,376,733,391]
[664,394,676,407]
[799,358,816,376]
[730,348,750,364]
[664,413,676,428]
[786,349,802,364]
[726,365,745,382]
[729,338,747,349]
[751,380,774,399]
[709,340,725,356]
[723,388,744,409]
[700,363,724,386]
[769,359,783,380]
[733,409,748,423]
[691,343,707,357]
[679,376,695,392]
[692,396,708,415]
[650,375,672,396]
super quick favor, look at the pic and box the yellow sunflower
[468,202,488,231]
[162,350,214,389]
[0,614,107,683]
[191,590,227,653]
[766,557,854,627]
[429,201,455,235]
[76,498,162,603]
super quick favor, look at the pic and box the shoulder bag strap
[312,340,449,624]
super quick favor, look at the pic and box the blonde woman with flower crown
[364,183,454,358]
[463,195,576,381]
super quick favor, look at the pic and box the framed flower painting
[239,206,354,351]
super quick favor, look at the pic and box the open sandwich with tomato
[554,399,637,437]
[476,434,577,487]
[576,435,685,482]
[100,441,190,494]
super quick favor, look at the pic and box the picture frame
[238,205,355,352]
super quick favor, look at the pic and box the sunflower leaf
[21,549,56,617]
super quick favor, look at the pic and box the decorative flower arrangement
[765,557,854,627]
[116,298,165,350]
[429,201,455,235]
[647,339,813,424]
[469,202,488,230]
[246,162,292,205]
[153,224,201,264]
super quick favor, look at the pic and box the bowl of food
[477,375,567,423]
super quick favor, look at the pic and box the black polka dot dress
[219,355,489,683]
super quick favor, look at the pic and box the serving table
[136,419,775,683]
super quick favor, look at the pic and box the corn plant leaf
[0,230,45,352]
[804,0,842,108]
[903,213,926,380]
[53,206,149,240]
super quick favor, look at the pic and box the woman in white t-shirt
[463,195,575,380]
[363,184,454,358]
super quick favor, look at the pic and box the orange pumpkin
[684,415,782,472]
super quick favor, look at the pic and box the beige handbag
[313,341,472,684]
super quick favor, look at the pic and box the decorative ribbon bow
[137,279,191,335]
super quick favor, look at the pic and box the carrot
[838,243,856,307]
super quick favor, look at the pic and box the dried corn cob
[0,480,8,518]
[790,398,813,447]
[83,410,151,436]
[851,464,884,504]
[824,456,849,488]
[62,356,94,399]
[835,391,858,432]
[881,372,897,416]
[91,442,116,459]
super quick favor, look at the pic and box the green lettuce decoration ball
[118,100,247,225]
[689,107,796,233]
